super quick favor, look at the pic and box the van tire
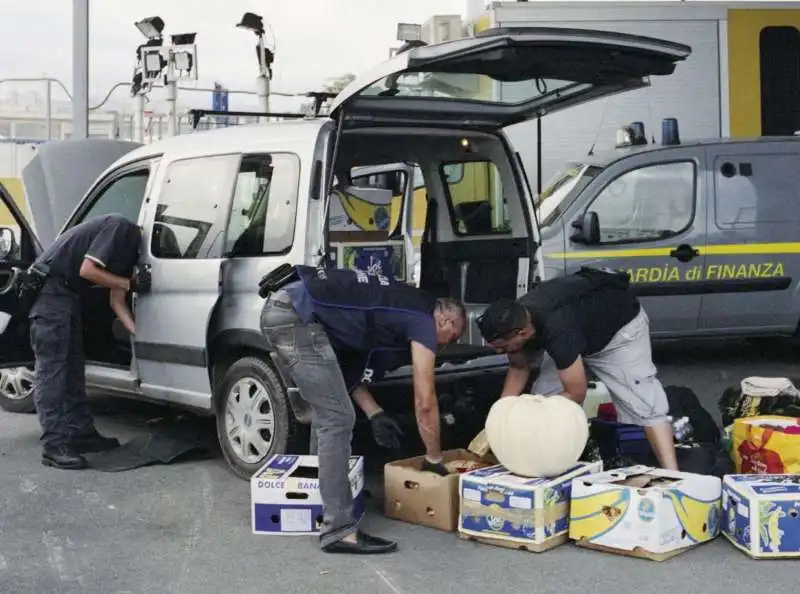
[215,356,307,481]
[0,366,36,414]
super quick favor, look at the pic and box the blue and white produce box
[251,454,365,535]
[722,474,800,558]
[458,461,602,551]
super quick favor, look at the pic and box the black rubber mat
[84,422,215,472]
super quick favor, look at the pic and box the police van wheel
[215,356,305,481]
[0,366,36,414]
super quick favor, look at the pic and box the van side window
[151,155,239,260]
[79,169,150,225]
[440,161,510,236]
[714,154,799,226]
[588,161,695,244]
[225,153,300,257]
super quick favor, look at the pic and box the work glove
[130,265,152,294]
[421,456,450,477]
[369,410,404,449]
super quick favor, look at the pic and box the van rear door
[330,27,691,128]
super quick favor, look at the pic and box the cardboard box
[251,454,365,535]
[383,449,496,532]
[458,461,603,552]
[569,465,722,561]
[722,474,800,558]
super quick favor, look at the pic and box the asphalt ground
[1,338,799,594]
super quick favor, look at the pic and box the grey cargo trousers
[29,279,95,449]
[260,288,359,548]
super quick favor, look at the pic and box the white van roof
[118,118,330,166]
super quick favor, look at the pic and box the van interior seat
[153,222,182,259]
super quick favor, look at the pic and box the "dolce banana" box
[251,454,365,535]
[458,461,603,552]
[722,474,800,558]
[569,465,722,561]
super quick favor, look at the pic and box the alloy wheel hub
[224,376,275,465]
[0,367,35,400]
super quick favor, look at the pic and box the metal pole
[44,79,52,140]
[166,50,178,136]
[134,94,145,143]
[72,0,89,139]
[256,36,270,122]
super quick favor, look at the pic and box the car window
[79,169,150,225]
[0,199,22,262]
[151,155,239,260]
[588,161,696,244]
[225,153,300,257]
[440,160,510,236]
[713,153,800,227]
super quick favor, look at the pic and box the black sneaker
[42,445,87,470]
[68,431,121,454]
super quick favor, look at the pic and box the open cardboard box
[569,465,722,560]
[384,449,497,532]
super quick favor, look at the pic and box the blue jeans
[260,288,359,547]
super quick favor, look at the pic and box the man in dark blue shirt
[29,214,146,470]
[259,264,466,555]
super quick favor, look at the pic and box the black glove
[130,265,151,294]
[369,411,404,449]
[421,456,450,477]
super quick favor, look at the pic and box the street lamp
[236,12,274,118]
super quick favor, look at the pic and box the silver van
[0,27,691,479]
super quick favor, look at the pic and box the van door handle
[669,244,699,263]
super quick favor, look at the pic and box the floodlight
[237,12,265,36]
[171,32,197,46]
[143,51,163,74]
[135,16,165,40]
[397,23,422,42]
[174,51,193,73]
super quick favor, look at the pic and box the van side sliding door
[698,143,800,335]
[133,154,241,410]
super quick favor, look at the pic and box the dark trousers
[260,289,359,548]
[29,280,94,449]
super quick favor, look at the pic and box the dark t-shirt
[284,280,438,391]
[521,286,641,370]
[35,214,141,292]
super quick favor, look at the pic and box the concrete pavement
[1,339,798,594]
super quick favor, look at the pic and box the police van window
[151,154,239,260]
[587,161,695,244]
[79,169,150,225]
[440,161,510,236]
[714,154,800,227]
[224,153,300,257]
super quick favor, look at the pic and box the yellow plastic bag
[731,415,800,474]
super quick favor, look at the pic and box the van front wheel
[215,356,306,480]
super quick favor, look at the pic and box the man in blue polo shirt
[259,264,466,555]
[28,214,147,470]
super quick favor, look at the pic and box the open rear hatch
[330,26,691,129]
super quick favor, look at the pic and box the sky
[0,0,469,113]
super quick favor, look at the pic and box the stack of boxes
[248,443,800,560]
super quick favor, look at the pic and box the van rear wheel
[215,356,306,480]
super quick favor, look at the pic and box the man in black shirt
[477,268,678,470]
[28,214,147,470]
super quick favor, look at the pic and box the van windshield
[536,163,602,226]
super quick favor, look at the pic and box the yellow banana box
[722,474,800,558]
[569,465,722,560]
[458,461,603,552]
